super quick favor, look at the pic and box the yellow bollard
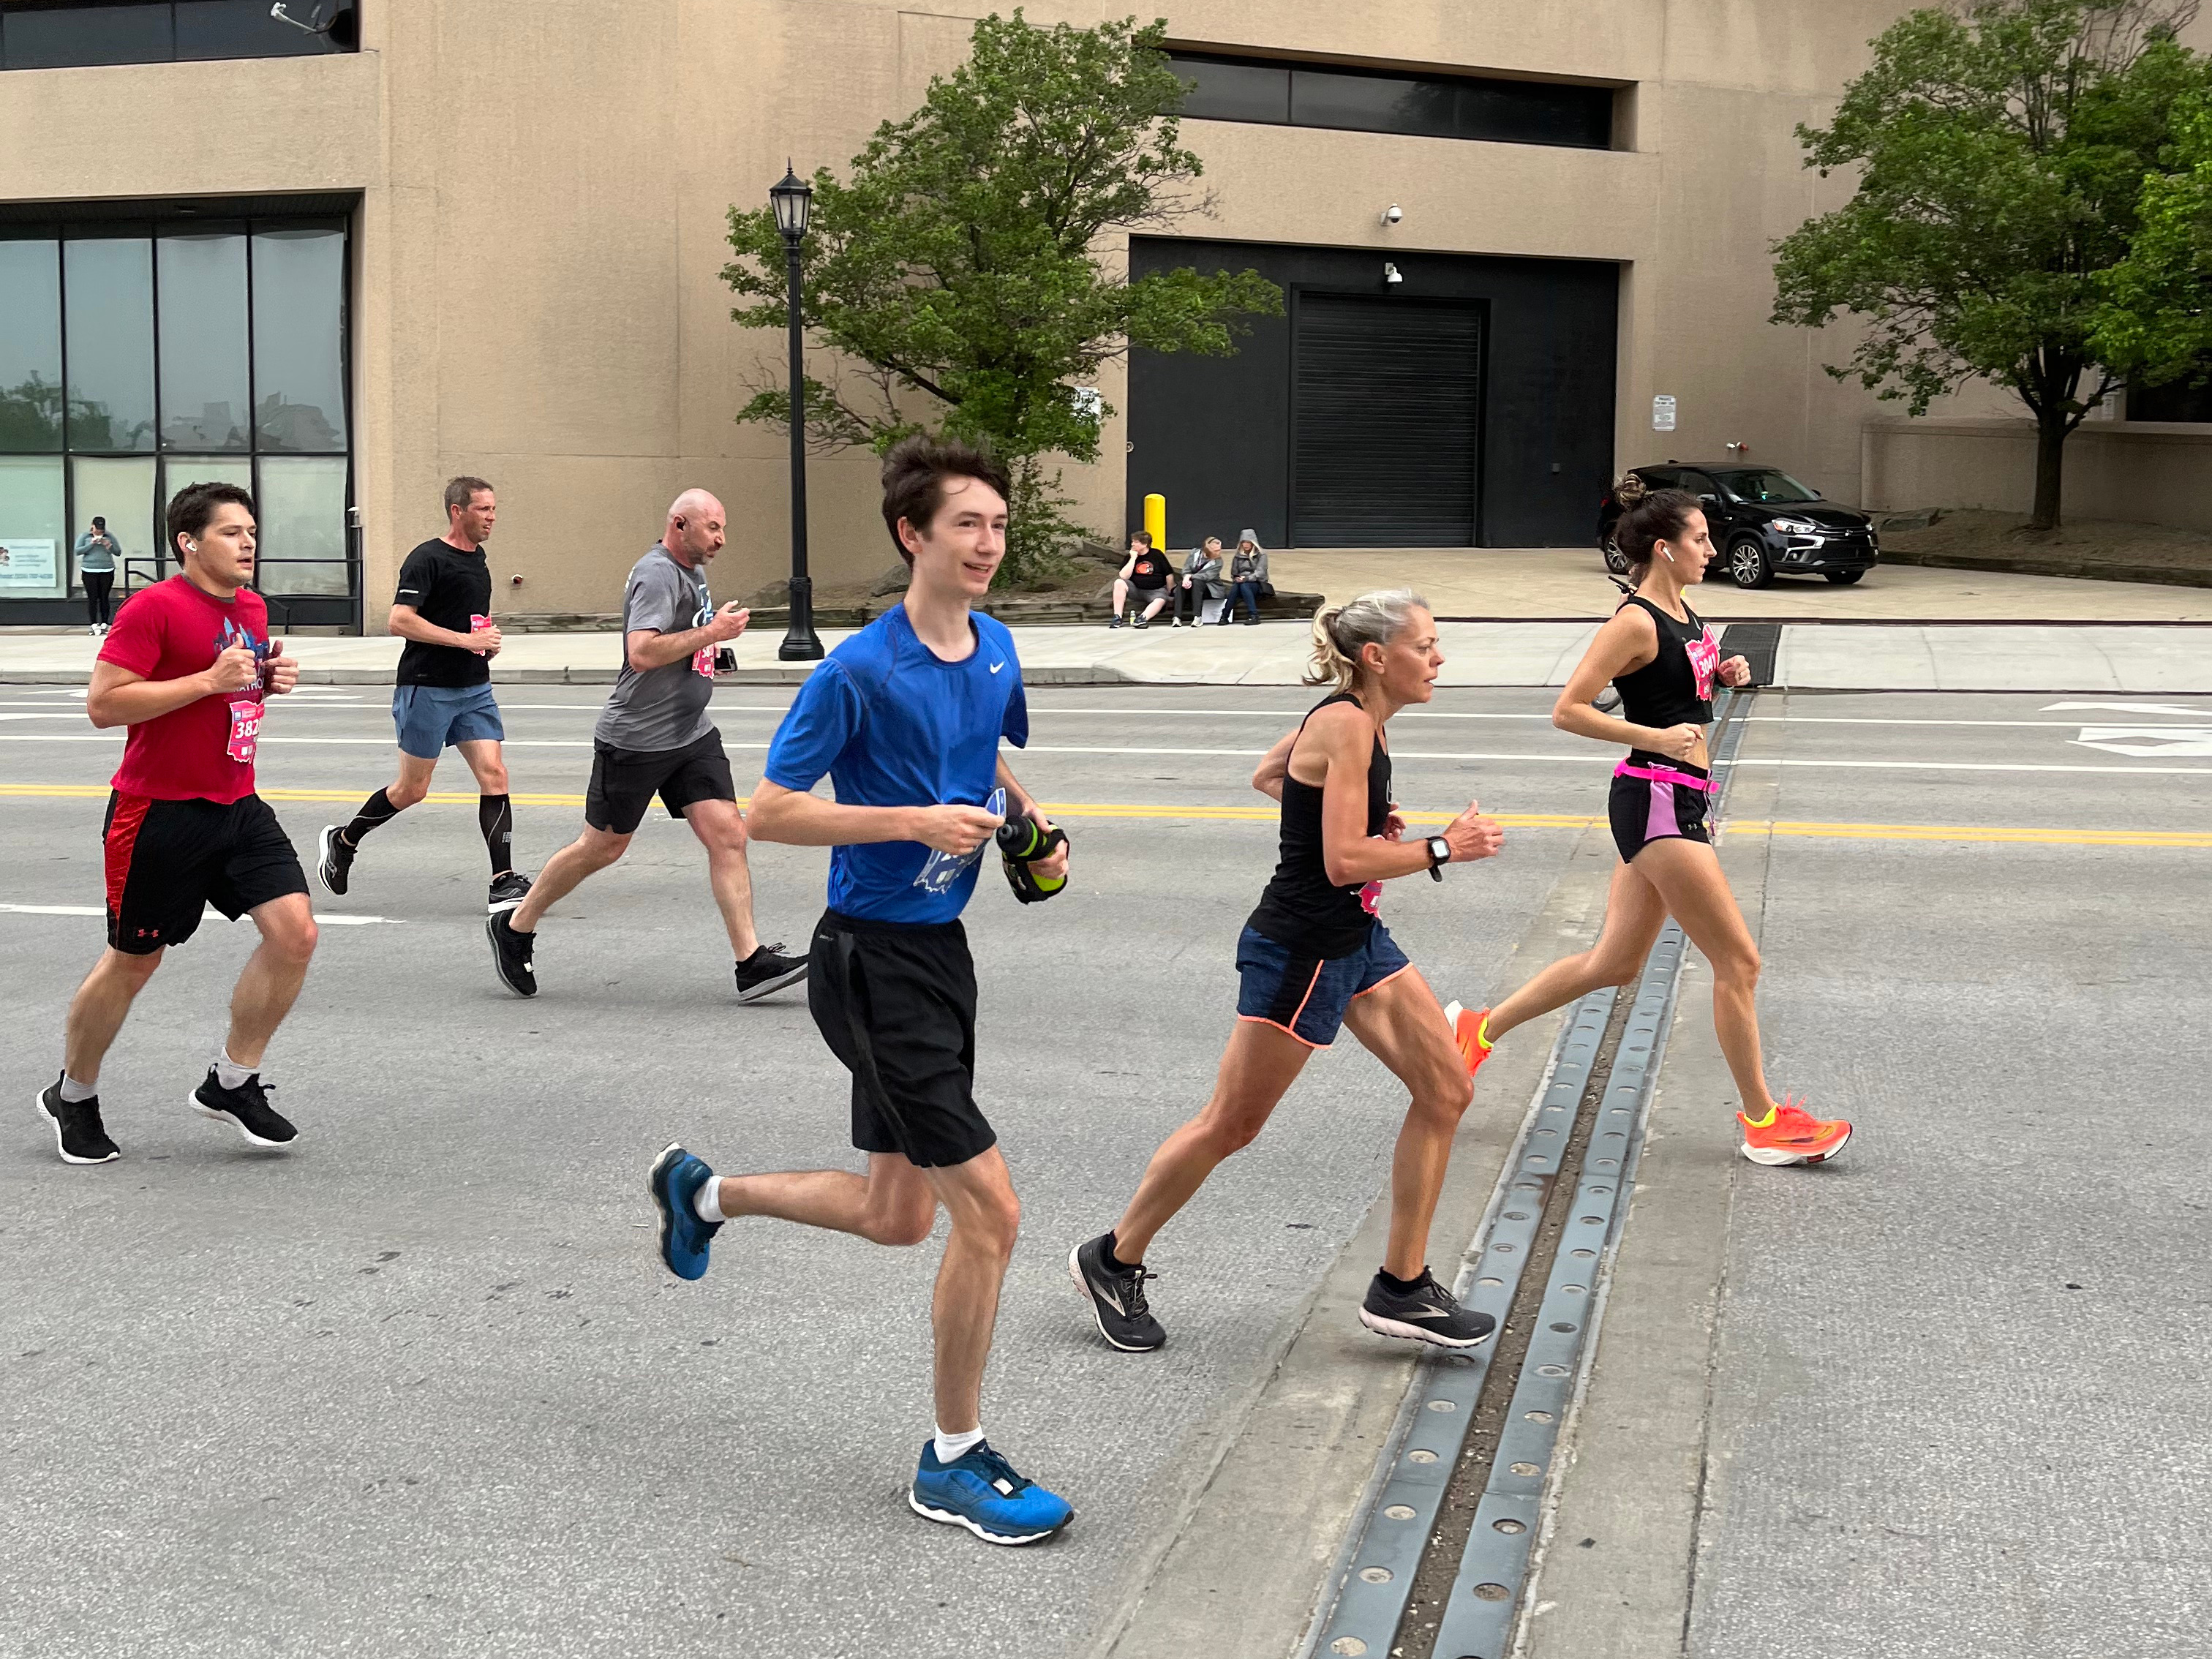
[1143,493,1166,552]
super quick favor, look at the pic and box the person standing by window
[75,516,119,636]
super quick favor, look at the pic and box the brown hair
[1129,530,1153,548]
[167,481,255,553]
[445,475,493,514]
[880,435,1011,564]
[1614,488,1699,579]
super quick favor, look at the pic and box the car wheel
[1600,538,1630,576]
[1824,570,1864,585]
[1728,537,1775,589]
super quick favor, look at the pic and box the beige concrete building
[2,0,2205,630]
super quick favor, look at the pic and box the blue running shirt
[763,605,1028,925]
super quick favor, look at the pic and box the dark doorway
[1292,293,1481,546]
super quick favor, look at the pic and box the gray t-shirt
[594,544,717,753]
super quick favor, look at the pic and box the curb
[1880,547,2212,589]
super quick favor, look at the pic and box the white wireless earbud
[1659,543,1675,563]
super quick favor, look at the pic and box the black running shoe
[486,911,537,997]
[486,870,533,914]
[733,943,808,1004]
[1358,1268,1494,1350]
[316,825,354,897]
[188,1068,297,1148]
[37,1075,119,1165]
[1069,1233,1165,1352]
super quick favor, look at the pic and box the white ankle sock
[59,1073,97,1104]
[693,1176,724,1224]
[214,1050,257,1091]
[933,1423,985,1464]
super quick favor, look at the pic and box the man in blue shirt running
[646,436,1075,1546]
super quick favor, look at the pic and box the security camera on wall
[270,1,358,47]
[1381,204,1404,227]
[1382,263,1404,286]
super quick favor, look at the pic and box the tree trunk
[2029,409,2067,532]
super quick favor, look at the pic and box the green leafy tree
[721,11,1282,583]
[1771,0,2210,530]
[2095,86,2212,388]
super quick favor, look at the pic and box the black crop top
[1610,595,1722,734]
[1246,691,1391,958]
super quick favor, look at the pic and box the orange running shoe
[1737,1096,1851,1166]
[1442,1001,1494,1080]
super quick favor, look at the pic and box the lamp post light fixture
[770,163,822,661]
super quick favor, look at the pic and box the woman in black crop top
[1069,590,1514,1356]
[1455,490,1854,1170]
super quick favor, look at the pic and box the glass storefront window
[0,239,64,451]
[253,228,348,452]
[158,233,251,451]
[64,237,157,452]
[69,456,157,592]
[0,456,69,598]
[256,456,350,596]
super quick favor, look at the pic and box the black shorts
[806,909,996,1170]
[103,791,308,955]
[584,728,736,835]
[1608,756,1713,863]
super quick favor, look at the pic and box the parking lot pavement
[0,686,1594,1659]
[8,686,2205,1658]
[1524,691,2212,1659]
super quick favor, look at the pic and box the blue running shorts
[1235,922,1412,1049]
[393,683,505,759]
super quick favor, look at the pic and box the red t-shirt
[97,576,271,804]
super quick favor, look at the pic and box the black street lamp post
[770,164,822,661]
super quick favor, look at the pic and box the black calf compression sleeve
[478,793,514,877]
[342,788,402,846]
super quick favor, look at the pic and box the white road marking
[0,903,399,925]
[2069,726,2212,758]
[2043,700,2211,718]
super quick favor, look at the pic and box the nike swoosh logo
[990,661,1005,674]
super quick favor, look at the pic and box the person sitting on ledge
[1110,531,1173,629]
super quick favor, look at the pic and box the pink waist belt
[1614,761,1714,793]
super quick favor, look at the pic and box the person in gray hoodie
[1169,536,1222,628]
[1219,531,1268,625]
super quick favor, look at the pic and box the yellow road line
[1,785,2203,849]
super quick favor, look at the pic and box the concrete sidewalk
[4,618,2208,692]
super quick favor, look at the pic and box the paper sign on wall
[0,540,59,590]
[1652,394,1677,433]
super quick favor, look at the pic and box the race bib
[469,613,491,631]
[914,787,1005,894]
[693,645,716,678]
[1358,880,1382,916]
[226,699,264,764]
[1688,627,1720,701]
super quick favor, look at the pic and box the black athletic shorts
[806,908,996,1170]
[103,791,308,955]
[1608,756,1713,864]
[584,728,737,835]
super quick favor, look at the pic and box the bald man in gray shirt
[486,489,808,1003]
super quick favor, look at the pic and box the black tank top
[1610,595,1721,735]
[1246,691,1391,958]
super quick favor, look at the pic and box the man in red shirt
[36,482,317,1165]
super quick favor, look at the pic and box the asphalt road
[2,683,2205,1657]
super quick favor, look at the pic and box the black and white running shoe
[189,1068,298,1148]
[1069,1233,1165,1352]
[486,870,533,914]
[733,943,808,1004]
[1358,1268,1494,1350]
[486,911,537,997]
[316,825,355,897]
[37,1074,119,1165]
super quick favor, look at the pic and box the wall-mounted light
[1382,263,1404,286]
[1724,440,1750,454]
[1380,203,1403,227]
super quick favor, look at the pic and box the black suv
[1601,464,1879,587]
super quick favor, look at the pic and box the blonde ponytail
[1305,588,1430,691]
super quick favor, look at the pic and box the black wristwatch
[1425,835,1450,881]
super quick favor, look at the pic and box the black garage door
[1292,293,1482,546]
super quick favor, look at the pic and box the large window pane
[0,239,64,451]
[159,233,251,451]
[1172,55,1291,124]
[159,455,255,578]
[256,456,349,595]
[64,238,156,452]
[0,456,68,598]
[252,228,347,452]
[69,456,158,593]
[177,0,345,61]
[3,3,173,71]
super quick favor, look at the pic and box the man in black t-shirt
[1108,530,1171,629]
[317,476,532,914]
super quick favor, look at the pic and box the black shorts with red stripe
[103,791,308,954]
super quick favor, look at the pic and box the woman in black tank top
[1464,490,1854,1170]
[1069,592,1516,1357]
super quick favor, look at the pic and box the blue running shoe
[908,1439,1074,1546]
[649,1142,721,1281]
